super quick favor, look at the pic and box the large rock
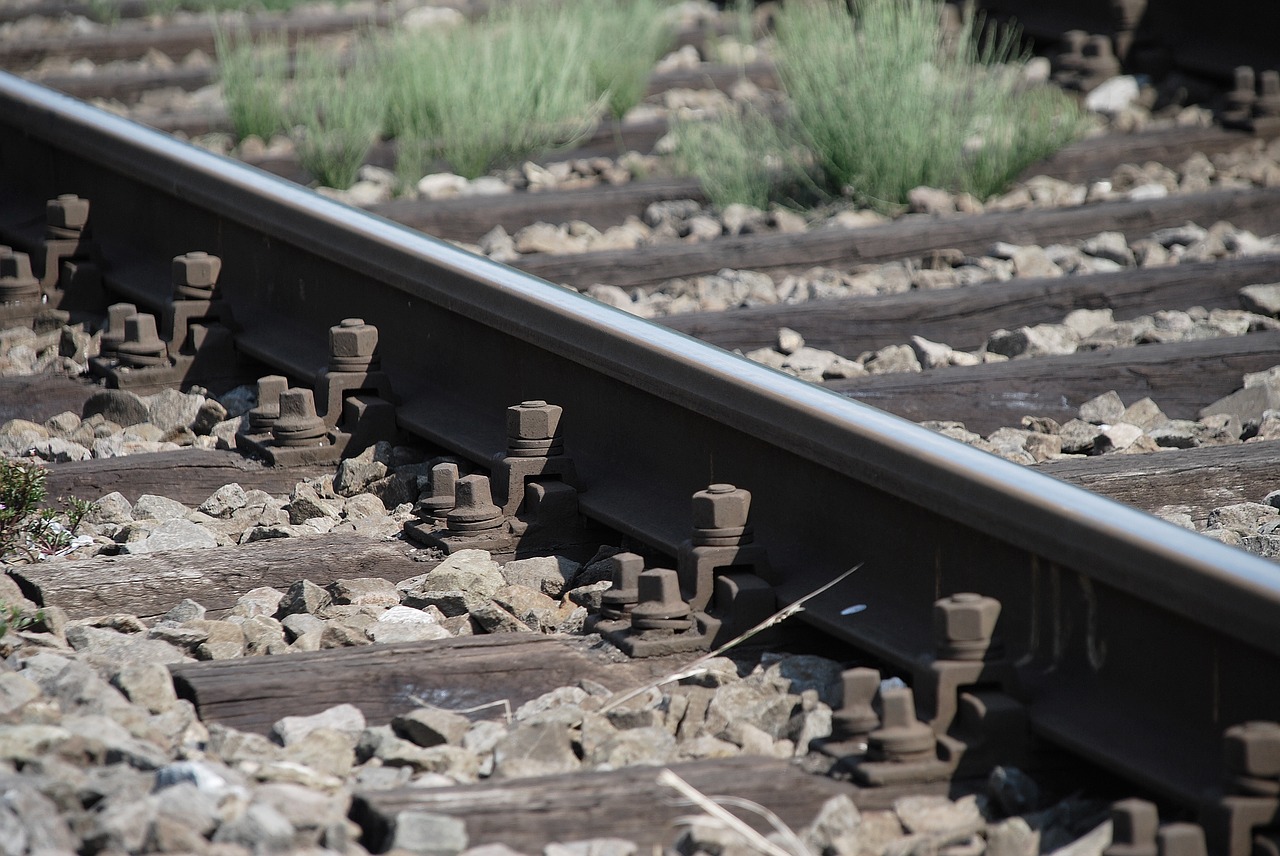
[492,721,581,778]
[390,811,469,856]
[145,389,205,433]
[118,519,217,554]
[272,703,366,746]
[501,556,580,598]
[131,494,192,522]
[399,550,505,600]
[82,389,149,426]
[393,708,471,748]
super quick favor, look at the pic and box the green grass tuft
[287,43,384,189]
[774,0,1087,210]
[567,0,675,121]
[671,106,796,210]
[214,28,290,142]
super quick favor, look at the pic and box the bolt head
[330,319,378,359]
[691,483,750,530]
[46,195,89,231]
[172,251,221,288]
[0,247,33,282]
[1224,721,1280,778]
[1110,799,1159,844]
[507,401,562,440]
[933,593,1000,643]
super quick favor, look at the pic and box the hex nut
[506,400,561,440]
[691,483,750,530]
[46,195,89,231]
[172,251,222,288]
[330,318,378,359]
[1224,721,1280,778]
[0,247,34,281]
[933,593,1000,643]
[1110,799,1158,846]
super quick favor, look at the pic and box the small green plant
[215,28,290,143]
[382,2,602,180]
[670,106,797,210]
[568,0,675,121]
[0,602,44,640]
[288,43,384,189]
[0,460,95,564]
[773,0,1086,210]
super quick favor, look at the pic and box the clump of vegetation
[288,43,384,189]
[0,459,94,564]
[569,0,675,121]
[774,0,1086,210]
[214,28,290,142]
[91,0,345,21]
[670,106,797,211]
[382,2,604,182]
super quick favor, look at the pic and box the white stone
[1085,75,1140,114]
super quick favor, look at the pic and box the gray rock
[1,783,76,853]
[212,802,296,852]
[804,794,862,856]
[1057,419,1106,454]
[1081,231,1134,266]
[161,598,206,623]
[330,577,401,607]
[763,655,842,707]
[87,490,133,525]
[1100,422,1144,452]
[82,792,157,854]
[198,483,247,518]
[31,437,91,462]
[272,702,366,746]
[1011,246,1062,278]
[1079,390,1126,425]
[289,482,343,524]
[787,701,834,755]
[255,781,349,843]
[279,579,332,616]
[493,721,581,778]
[118,518,217,554]
[393,708,471,747]
[1118,398,1168,431]
[588,725,676,769]
[705,682,797,740]
[280,726,356,777]
[894,794,984,838]
[501,556,580,598]
[334,458,388,497]
[82,389,149,426]
[110,662,178,713]
[1200,382,1280,430]
[1207,502,1279,535]
[1241,282,1280,317]
[400,549,505,600]
[470,601,534,634]
[0,673,40,717]
[344,493,388,520]
[492,584,560,631]
[1148,420,1202,449]
[232,586,285,619]
[65,624,187,668]
[238,614,287,655]
[865,344,922,374]
[391,811,469,856]
[988,818,1040,856]
[987,325,1078,358]
[145,388,205,433]
[131,494,192,522]
[368,472,418,509]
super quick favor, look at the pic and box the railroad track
[3,49,1280,856]
[4,3,1280,855]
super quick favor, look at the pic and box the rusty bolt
[691,483,751,530]
[867,687,935,763]
[507,400,562,440]
[271,389,327,447]
[1106,799,1158,856]
[172,251,221,289]
[447,474,503,532]
[833,666,881,736]
[46,194,89,232]
[933,592,1001,660]
[1224,721,1280,779]
[329,318,379,371]
[600,552,645,619]
[0,247,38,302]
[630,567,693,631]
[1157,824,1206,856]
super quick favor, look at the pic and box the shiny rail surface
[3,72,1280,838]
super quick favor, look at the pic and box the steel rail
[2,73,1280,816]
